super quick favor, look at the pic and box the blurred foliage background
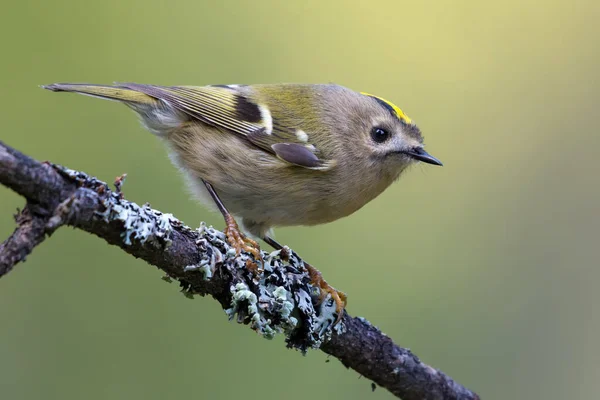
[1,0,598,399]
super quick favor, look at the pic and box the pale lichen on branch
[53,163,344,351]
[0,140,480,400]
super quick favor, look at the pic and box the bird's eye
[370,127,391,144]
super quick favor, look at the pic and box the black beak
[402,148,443,166]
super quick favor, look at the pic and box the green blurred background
[1,0,598,399]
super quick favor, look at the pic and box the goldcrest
[43,82,442,319]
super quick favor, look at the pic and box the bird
[43,82,443,322]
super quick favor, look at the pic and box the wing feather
[120,83,262,135]
[119,83,335,170]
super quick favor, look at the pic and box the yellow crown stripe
[360,92,412,124]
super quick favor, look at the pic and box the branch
[0,140,480,400]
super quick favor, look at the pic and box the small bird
[43,82,442,321]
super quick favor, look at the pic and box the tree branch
[0,140,479,400]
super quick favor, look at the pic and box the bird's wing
[118,83,335,170]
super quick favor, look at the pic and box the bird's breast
[165,123,399,230]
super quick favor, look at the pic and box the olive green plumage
[43,82,442,238]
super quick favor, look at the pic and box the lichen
[183,259,213,279]
[52,164,344,352]
[188,226,345,352]
[52,164,176,248]
[94,198,175,247]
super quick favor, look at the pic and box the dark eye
[370,127,391,143]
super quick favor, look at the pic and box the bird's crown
[360,92,412,125]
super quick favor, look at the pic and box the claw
[305,262,347,325]
[201,179,263,277]
[224,214,263,274]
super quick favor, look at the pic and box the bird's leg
[202,180,262,273]
[264,236,347,324]
[263,236,284,250]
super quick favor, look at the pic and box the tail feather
[43,82,189,137]
[42,83,157,105]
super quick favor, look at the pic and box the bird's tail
[42,83,157,106]
[42,82,188,136]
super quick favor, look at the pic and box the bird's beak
[402,148,443,166]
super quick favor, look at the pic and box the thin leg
[263,236,283,250]
[202,179,262,272]
[202,179,230,217]
[264,235,347,324]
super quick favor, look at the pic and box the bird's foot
[224,214,263,274]
[305,262,347,325]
